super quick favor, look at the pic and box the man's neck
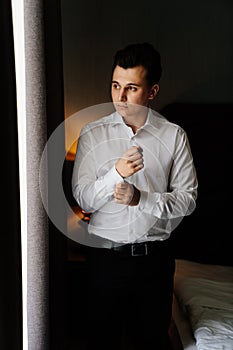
[125,123,140,133]
[123,113,147,133]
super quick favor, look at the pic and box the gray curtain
[24,1,66,349]
[24,1,49,349]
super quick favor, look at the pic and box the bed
[171,259,233,350]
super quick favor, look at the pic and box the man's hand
[114,181,141,206]
[115,146,144,178]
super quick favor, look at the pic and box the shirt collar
[111,110,126,126]
[110,108,166,130]
[144,108,167,130]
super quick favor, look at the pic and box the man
[72,42,198,349]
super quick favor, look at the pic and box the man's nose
[118,88,127,101]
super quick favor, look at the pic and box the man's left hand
[114,181,140,206]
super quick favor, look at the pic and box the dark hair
[111,42,162,86]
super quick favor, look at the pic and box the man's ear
[148,84,159,100]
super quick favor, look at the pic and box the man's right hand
[115,146,144,178]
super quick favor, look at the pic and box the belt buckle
[131,243,148,256]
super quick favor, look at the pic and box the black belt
[111,240,170,257]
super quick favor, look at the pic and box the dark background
[61,0,233,266]
[61,0,233,116]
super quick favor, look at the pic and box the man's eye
[112,83,120,89]
[129,86,137,91]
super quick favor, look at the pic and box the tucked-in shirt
[72,108,198,245]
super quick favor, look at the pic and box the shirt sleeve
[139,127,198,220]
[71,128,123,212]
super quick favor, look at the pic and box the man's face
[111,65,158,118]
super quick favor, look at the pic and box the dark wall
[61,0,233,117]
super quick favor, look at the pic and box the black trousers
[85,240,175,350]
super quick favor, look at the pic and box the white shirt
[72,108,198,245]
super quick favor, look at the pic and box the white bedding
[173,260,233,350]
[175,277,233,349]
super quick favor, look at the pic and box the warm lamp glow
[66,140,77,161]
[72,205,91,223]
[64,102,115,161]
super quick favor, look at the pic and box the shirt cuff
[104,166,124,193]
[139,190,162,215]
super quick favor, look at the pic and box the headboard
[160,103,233,266]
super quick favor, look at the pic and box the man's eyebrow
[111,80,142,87]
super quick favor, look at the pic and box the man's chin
[114,104,129,116]
[114,103,148,117]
